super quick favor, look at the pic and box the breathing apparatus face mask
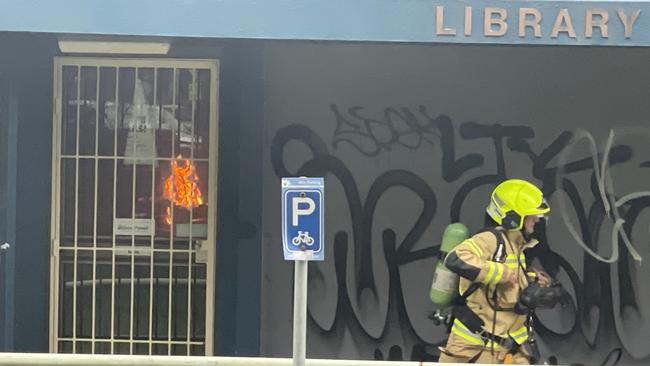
[522,213,548,241]
[536,211,549,226]
[514,280,571,315]
[523,198,550,236]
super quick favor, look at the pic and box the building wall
[0,33,58,352]
[0,48,10,351]
[2,31,650,364]
[214,40,264,356]
[260,41,650,365]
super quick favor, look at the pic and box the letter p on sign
[292,197,315,226]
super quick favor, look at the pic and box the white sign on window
[114,246,153,257]
[114,218,155,236]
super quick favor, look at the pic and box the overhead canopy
[0,0,649,46]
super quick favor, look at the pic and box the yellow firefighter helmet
[486,179,550,230]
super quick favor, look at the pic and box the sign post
[282,177,324,366]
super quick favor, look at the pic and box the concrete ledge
[0,353,566,366]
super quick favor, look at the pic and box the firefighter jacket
[444,228,539,347]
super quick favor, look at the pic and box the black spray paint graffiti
[330,105,440,158]
[271,106,650,364]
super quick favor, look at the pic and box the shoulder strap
[486,227,506,262]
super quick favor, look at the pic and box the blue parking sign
[282,177,324,261]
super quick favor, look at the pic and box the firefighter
[438,179,551,364]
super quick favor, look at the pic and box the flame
[165,207,172,225]
[164,156,204,224]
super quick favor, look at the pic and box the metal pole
[292,259,308,366]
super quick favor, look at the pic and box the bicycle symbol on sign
[292,231,315,246]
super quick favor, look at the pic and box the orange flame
[164,156,204,225]
[165,207,172,225]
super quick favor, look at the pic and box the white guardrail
[0,353,566,366]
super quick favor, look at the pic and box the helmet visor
[538,197,550,211]
[535,198,550,224]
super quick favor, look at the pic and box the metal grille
[50,58,218,356]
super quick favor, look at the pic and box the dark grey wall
[260,42,650,365]
[0,54,11,351]
[14,36,57,352]
[214,40,264,356]
[0,33,58,352]
[0,76,6,249]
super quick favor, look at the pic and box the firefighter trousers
[438,332,530,364]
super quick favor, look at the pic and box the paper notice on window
[114,246,153,257]
[114,218,155,236]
